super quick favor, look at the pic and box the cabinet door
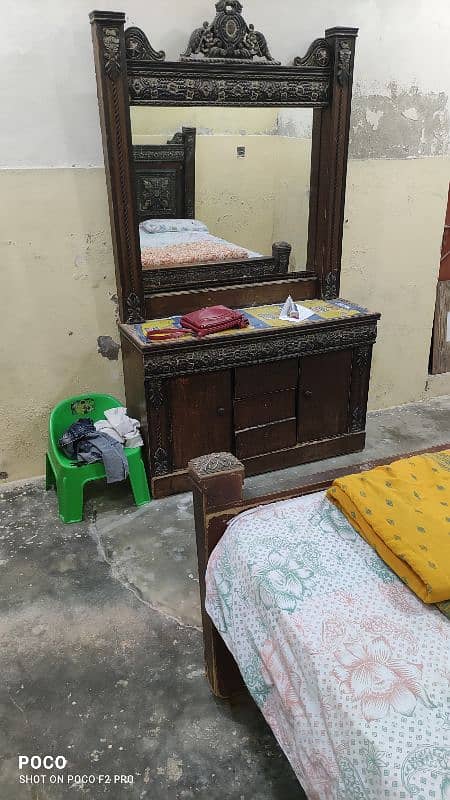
[298,350,352,443]
[170,371,233,470]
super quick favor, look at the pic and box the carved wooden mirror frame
[90,6,357,324]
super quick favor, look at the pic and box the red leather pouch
[180,306,249,337]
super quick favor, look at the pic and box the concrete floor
[0,396,449,799]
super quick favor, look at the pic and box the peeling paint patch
[350,83,449,159]
[97,336,120,361]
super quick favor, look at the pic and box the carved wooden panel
[143,321,378,378]
[136,171,178,219]
[128,70,331,107]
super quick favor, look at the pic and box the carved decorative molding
[189,452,243,476]
[137,174,177,216]
[350,405,365,433]
[294,38,331,68]
[133,146,185,162]
[142,257,286,292]
[143,323,378,378]
[146,378,164,408]
[125,26,165,62]
[337,40,352,86]
[103,27,121,80]
[322,271,339,300]
[125,291,144,324]
[180,0,279,64]
[129,75,330,106]
[353,345,372,372]
[153,447,170,476]
[145,378,170,475]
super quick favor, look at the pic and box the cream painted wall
[1,0,449,481]
[341,158,450,408]
[0,169,123,480]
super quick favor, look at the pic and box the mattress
[206,491,450,800]
[139,229,262,261]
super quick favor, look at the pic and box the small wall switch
[237,146,246,158]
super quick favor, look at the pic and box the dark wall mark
[97,336,120,361]
[350,83,449,159]
[0,471,8,480]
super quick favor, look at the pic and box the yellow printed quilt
[327,450,450,603]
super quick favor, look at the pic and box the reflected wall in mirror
[130,106,312,272]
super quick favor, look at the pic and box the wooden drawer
[235,418,297,459]
[234,358,298,399]
[234,389,296,429]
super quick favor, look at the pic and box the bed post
[90,10,145,324]
[272,241,292,273]
[306,27,358,300]
[188,453,247,699]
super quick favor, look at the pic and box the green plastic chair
[46,393,151,523]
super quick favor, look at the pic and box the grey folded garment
[74,432,129,484]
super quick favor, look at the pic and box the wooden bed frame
[188,443,450,699]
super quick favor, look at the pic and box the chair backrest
[49,393,122,445]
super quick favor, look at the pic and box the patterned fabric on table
[206,492,450,800]
[133,298,369,345]
[328,450,450,605]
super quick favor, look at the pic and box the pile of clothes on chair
[59,407,143,484]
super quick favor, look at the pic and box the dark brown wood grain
[144,275,319,317]
[307,29,358,299]
[169,371,233,469]
[90,11,145,324]
[236,418,297,459]
[298,349,352,442]
[234,389,296,429]
[235,358,298,399]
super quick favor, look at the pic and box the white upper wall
[2,0,450,167]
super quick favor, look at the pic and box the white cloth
[94,407,143,449]
[279,295,315,323]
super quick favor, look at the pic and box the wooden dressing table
[90,2,380,498]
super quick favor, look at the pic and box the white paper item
[279,296,315,323]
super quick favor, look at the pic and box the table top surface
[121,298,378,349]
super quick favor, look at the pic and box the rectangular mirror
[130,106,312,274]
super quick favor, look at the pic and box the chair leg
[57,475,84,524]
[45,453,56,491]
[128,457,151,507]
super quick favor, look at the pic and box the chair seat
[46,393,151,523]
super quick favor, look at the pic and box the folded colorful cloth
[327,450,450,605]
[94,407,143,448]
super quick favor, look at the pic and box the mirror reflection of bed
[130,106,312,272]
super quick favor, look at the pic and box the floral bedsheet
[206,492,450,800]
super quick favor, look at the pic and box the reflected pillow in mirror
[140,218,209,234]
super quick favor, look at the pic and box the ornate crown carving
[180,0,279,64]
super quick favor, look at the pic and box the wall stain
[350,83,449,159]
[97,336,120,361]
[0,471,8,480]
